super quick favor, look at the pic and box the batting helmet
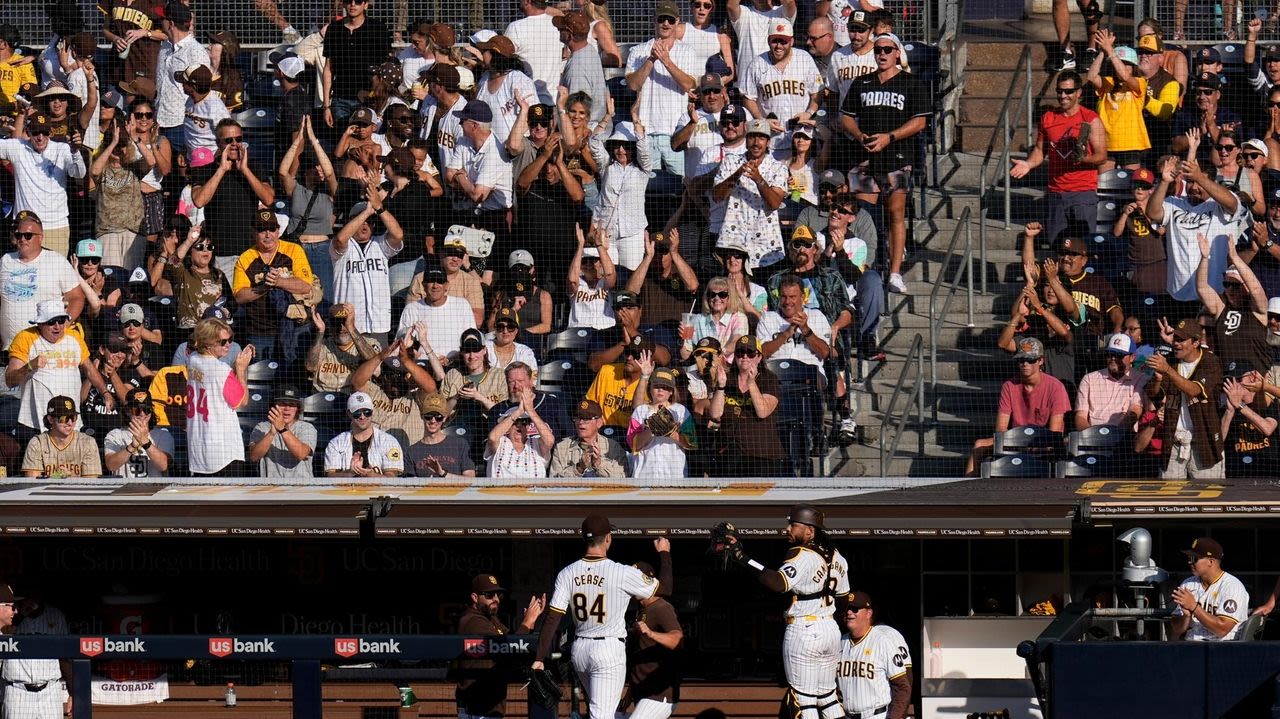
[788,504,824,529]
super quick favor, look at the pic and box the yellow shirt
[0,56,36,105]
[1098,75,1151,152]
[147,365,189,426]
[9,327,90,430]
[585,363,640,427]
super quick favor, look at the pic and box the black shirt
[204,171,258,257]
[840,69,929,173]
[1215,305,1271,376]
[384,180,440,246]
[323,18,392,100]
[275,86,315,154]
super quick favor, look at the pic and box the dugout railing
[977,44,1036,297]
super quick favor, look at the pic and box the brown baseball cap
[581,514,616,539]
[471,574,505,593]
[382,147,417,174]
[0,584,22,604]
[477,35,517,58]
[1182,536,1224,560]
[651,368,677,391]
[574,399,604,420]
[120,77,157,99]
[67,32,97,59]
[350,107,376,126]
[846,591,873,610]
[252,208,278,231]
[26,114,51,135]
[420,393,448,416]
[554,11,591,38]
[46,396,77,416]
[205,30,241,56]
[1172,318,1203,342]
[428,22,456,47]
[656,0,680,18]
[174,63,218,88]
[422,62,461,90]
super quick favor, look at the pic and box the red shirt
[1038,107,1100,193]
[998,374,1071,428]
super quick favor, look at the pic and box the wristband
[641,374,652,381]
[746,559,765,572]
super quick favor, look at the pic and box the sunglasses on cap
[351,408,374,419]
[78,256,101,264]
[424,412,446,422]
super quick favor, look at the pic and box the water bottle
[225,682,237,707]
[928,641,943,677]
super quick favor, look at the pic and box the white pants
[3,681,65,719]
[614,233,645,271]
[782,619,844,719]
[1161,436,1224,479]
[572,636,627,719]
[619,697,675,719]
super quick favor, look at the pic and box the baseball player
[456,574,546,719]
[0,583,71,719]
[836,592,911,719]
[716,504,849,719]
[619,561,683,719]
[532,515,672,719]
[1172,537,1250,641]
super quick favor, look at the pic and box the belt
[848,706,887,719]
[7,680,55,692]
[579,636,624,642]
[786,615,821,624]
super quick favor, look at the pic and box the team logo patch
[782,565,797,578]
[1225,599,1237,613]
[387,448,402,461]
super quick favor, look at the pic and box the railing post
[72,659,91,719]
[1002,113,1012,229]
[293,659,323,719]
[1025,52,1034,156]
[978,174,987,294]
[966,220,975,327]
[928,295,937,387]
[916,348,926,458]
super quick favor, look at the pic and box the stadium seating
[981,454,1053,479]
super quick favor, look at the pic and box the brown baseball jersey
[311,338,381,392]
[98,0,163,88]
[628,597,681,703]
[456,607,512,715]
[22,432,103,478]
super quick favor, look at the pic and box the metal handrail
[977,44,1035,296]
[879,332,926,477]
[926,206,975,387]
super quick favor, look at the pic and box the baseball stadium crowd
[0,0,925,479]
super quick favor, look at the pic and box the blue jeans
[330,96,362,128]
[857,269,884,339]
[646,134,685,176]
[302,241,335,304]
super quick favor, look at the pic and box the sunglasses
[133,111,154,119]
[1133,182,1154,190]
[513,417,533,425]
[344,0,367,4]
[769,37,792,45]
[122,320,143,328]
[708,290,729,299]
[29,130,50,137]
[13,232,39,241]
[693,351,719,360]
[1216,144,1238,151]
[720,251,747,260]
[1244,153,1265,160]
[1225,281,1245,288]
[193,243,215,251]
[790,240,816,250]
[1058,251,1086,259]
[78,256,101,264]
[217,337,232,346]
[1055,87,1080,95]
[220,135,244,145]
[529,120,552,128]
[832,206,856,215]
[693,1,712,7]
[700,88,721,95]
[624,350,641,359]
[873,45,896,54]
[737,350,761,358]
[424,412,446,422]
[1196,87,1217,95]
[53,414,77,423]
[130,406,153,415]
[351,408,374,419]
[657,15,678,24]
[42,316,70,326]
[442,248,467,258]
[719,119,744,127]
[496,323,518,332]
[479,591,502,598]
[1015,357,1039,365]
[1270,101,1280,108]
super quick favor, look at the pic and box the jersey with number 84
[549,557,659,638]
[780,546,850,620]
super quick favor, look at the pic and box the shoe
[887,273,907,293]
[1058,49,1076,71]
[838,418,857,445]
[865,347,887,363]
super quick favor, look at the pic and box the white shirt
[708,141,748,232]
[185,351,245,473]
[68,68,101,152]
[714,151,788,268]
[628,402,690,478]
[184,92,231,151]
[679,23,723,74]
[626,40,700,136]
[838,624,912,714]
[1174,571,1249,640]
[475,70,539,147]
[757,308,833,377]
[324,428,405,474]
[397,47,433,94]
[1159,197,1249,301]
[10,330,88,430]
[0,138,87,230]
[397,296,478,357]
[568,276,616,330]
[104,426,175,477]
[779,545,849,619]
[731,4,795,77]
[548,556,659,637]
[156,34,212,128]
[419,93,467,171]
[591,139,654,241]
[3,606,68,684]
[505,13,566,104]
[827,44,878,109]
[486,340,539,373]
[741,49,822,148]
[331,236,402,334]
[485,434,549,478]
[0,250,79,349]
[448,131,514,211]
[675,107,754,180]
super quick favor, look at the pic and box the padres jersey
[421,94,468,173]
[474,71,538,146]
[185,352,245,474]
[1175,571,1250,641]
[780,546,849,620]
[9,327,90,430]
[826,45,878,110]
[741,50,822,136]
[331,236,401,334]
[323,428,405,475]
[837,624,911,712]
[22,432,102,478]
[549,557,659,638]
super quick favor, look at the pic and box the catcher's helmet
[787,504,824,529]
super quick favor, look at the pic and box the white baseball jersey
[780,545,849,620]
[2,606,69,719]
[420,94,468,171]
[103,427,176,478]
[740,49,823,135]
[1174,571,1250,640]
[323,428,405,475]
[331,236,402,334]
[185,352,245,474]
[183,92,231,151]
[837,624,911,714]
[626,40,701,136]
[474,71,539,147]
[549,557,660,638]
[826,45,878,110]
[825,0,855,46]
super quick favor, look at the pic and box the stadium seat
[245,360,281,390]
[538,360,593,402]
[215,256,237,281]
[1055,454,1107,477]
[302,391,350,431]
[1068,425,1127,456]
[768,359,827,476]
[390,260,420,298]
[993,425,1062,456]
[238,390,271,433]
[1095,199,1120,232]
[1235,614,1266,641]
[101,265,129,281]
[544,327,596,363]
[981,454,1053,478]
[1096,168,1133,197]
[311,425,338,476]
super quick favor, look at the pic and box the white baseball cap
[469,29,497,45]
[277,56,306,79]
[1105,332,1134,355]
[582,246,600,258]
[455,66,476,91]
[31,299,69,325]
[509,249,535,268]
[347,392,375,414]
[768,18,793,38]
[1245,138,1270,158]
[119,303,146,325]
[1268,297,1280,316]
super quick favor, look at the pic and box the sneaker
[887,273,907,293]
[838,418,857,445]
[1058,49,1076,71]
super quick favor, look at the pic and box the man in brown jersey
[622,561,683,719]
[456,575,546,719]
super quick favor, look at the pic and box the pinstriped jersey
[549,556,659,638]
[837,624,911,712]
[780,546,849,620]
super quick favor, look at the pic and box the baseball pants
[572,636,627,719]
[3,681,65,719]
[783,619,845,719]
[617,697,675,719]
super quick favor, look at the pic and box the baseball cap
[509,249,535,268]
[791,225,817,245]
[422,62,461,90]
[1266,45,1280,62]
[581,514,616,539]
[1225,266,1244,284]
[1183,536,1224,560]
[119,303,146,325]
[819,169,846,188]
[469,29,498,45]
[276,55,306,80]
[455,66,476,92]
[528,104,554,125]
[650,368,678,391]
[633,560,656,578]
[574,399,604,419]
[119,77,156,98]
[1136,34,1163,53]
[46,396,77,417]
[848,10,871,29]
[347,392,375,414]
[382,147,418,175]
[14,210,41,227]
[1012,336,1044,361]
[1269,187,1280,207]
[846,591,873,610]
[459,328,486,352]
[0,584,21,604]
[1244,138,1269,158]
[454,100,494,123]
[476,35,517,58]
[1057,236,1087,255]
[174,63,218,89]
[472,574,505,593]
[205,30,241,55]
[427,23,456,47]
[735,335,763,354]
[189,147,215,169]
[31,300,68,325]
[1224,360,1252,380]
[628,335,657,354]
[1114,46,1138,67]
[162,0,193,23]
[350,107,376,126]
[203,304,234,323]
[102,333,130,353]
[1269,297,1280,316]
[1172,318,1203,342]
[746,118,772,137]
[613,290,641,308]
[698,73,724,91]
[792,123,815,140]
[423,266,448,284]
[1194,71,1220,88]
[420,393,448,416]
[1132,168,1155,187]
[272,386,304,406]
[694,337,722,354]
[1105,332,1134,356]
[1198,46,1222,64]
[442,234,467,251]
[76,239,103,258]
[252,208,278,231]
[553,11,591,38]
[101,89,126,113]
[494,307,520,327]
[126,388,153,409]
[720,104,746,124]
[656,0,680,18]
[26,114,51,135]
[768,18,794,38]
